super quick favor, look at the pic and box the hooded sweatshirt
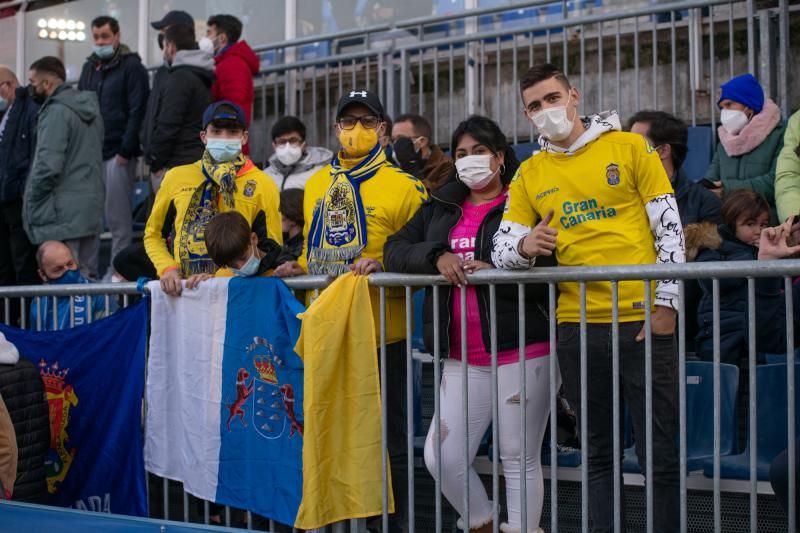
[23,84,104,244]
[142,49,215,172]
[212,40,259,126]
[493,111,686,322]
[265,146,333,190]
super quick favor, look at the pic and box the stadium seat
[625,362,739,473]
[704,363,800,480]
[513,141,539,162]
[682,126,714,182]
[131,180,150,232]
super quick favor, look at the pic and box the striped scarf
[306,144,385,276]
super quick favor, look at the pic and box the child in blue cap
[704,73,784,217]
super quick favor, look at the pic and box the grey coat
[23,84,104,244]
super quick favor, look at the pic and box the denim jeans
[557,321,679,533]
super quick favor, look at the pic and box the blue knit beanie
[718,73,764,113]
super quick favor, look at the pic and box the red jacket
[212,41,259,153]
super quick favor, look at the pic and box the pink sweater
[449,193,549,366]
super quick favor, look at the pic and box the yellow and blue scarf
[307,144,385,276]
[177,151,247,275]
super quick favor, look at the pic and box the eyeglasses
[337,115,380,130]
[275,138,303,147]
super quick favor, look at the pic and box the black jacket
[0,358,49,503]
[142,52,214,172]
[277,232,304,266]
[673,168,722,226]
[0,87,39,204]
[694,224,793,363]
[78,45,150,160]
[384,181,554,357]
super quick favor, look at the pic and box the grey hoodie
[23,84,105,244]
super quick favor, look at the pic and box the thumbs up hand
[520,209,558,258]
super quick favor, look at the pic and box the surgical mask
[206,138,242,162]
[530,94,574,141]
[198,36,215,55]
[720,109,749,135]
[338,123,378,158]
[48,268,84,285]
[0,96,7,113]
[93,44,115,59]
[275,143,303,166]
[392,136,425,177]
[455,154,498,190]
[232,246,260,277]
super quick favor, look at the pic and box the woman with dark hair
[385,116,554,533]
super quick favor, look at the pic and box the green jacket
[23,84,105,244]
[705,124,785,207]
[775,111,800,222]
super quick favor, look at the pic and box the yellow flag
[293,273,394,529]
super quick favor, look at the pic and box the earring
[500,164,506,176]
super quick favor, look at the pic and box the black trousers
[0,199,39,326]
[558,321,680,533]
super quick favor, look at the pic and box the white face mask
[455,154,498,190]
[720,109,749,135]
[198,36,215,55]
[529,93,574,141]
[275,143,303,166]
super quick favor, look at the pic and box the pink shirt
[449,193,549,366]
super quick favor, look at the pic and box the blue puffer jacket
[0,87,39,204]
[693,223,794,363]
[78,44,149,160]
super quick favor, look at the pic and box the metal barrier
[247,0,797,163]
[2,260,799,532]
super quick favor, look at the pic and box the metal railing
[245,0,796,164]
[2,260,799,531]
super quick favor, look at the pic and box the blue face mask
[48,268,84,285]
[0,96,7,113]
[93,44,115,59]
[206,138,242,163]
[232,248,261,277]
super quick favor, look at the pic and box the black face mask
[392,136,425,178]
[157,33,165,50]
[28,84,46,105]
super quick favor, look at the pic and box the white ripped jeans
[424,357,556,532]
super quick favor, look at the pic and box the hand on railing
[274,261,305,278]
[520,209,557,259]
[350,258,382,276]
[160,269,183,297]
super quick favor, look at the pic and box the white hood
[0,333,19,365]
[539,110,622,155]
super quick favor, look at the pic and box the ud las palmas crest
[39,359,77,494]
[606,163,621,186]
[225,337,303,440]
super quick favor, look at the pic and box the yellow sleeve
[259,177,284,246]
[502,168,539,225]
[393,177,429,232]
[296,182,318,274]
[143,171,181,278]
[633,135,674,203]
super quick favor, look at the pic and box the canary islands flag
[144,278,305,526]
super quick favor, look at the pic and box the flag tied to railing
[0,301,149,516]
[145,277,305,526]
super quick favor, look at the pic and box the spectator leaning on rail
[264,116,333,191]
[775,109,800,223]
[142,24,214,192]
[24,56,104,280]
[385,115,555,533]
[144,101,282,297]
[274,89,428,533]
[704,73,784,214]
[0,66,39,295]
[391,113,454,191]
[28,241,112,331]
[201,14,258,155]
[628,110,721,226]
[0,332,49,503]
[78,15,150,274]
[493,63,685,533]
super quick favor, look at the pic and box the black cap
[336,90,385,120]
[151,10,194,30]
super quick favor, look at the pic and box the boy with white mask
[493,63,685,533]
[264,116,332,191]
[144,101,282,297]
[704,73,784,211]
